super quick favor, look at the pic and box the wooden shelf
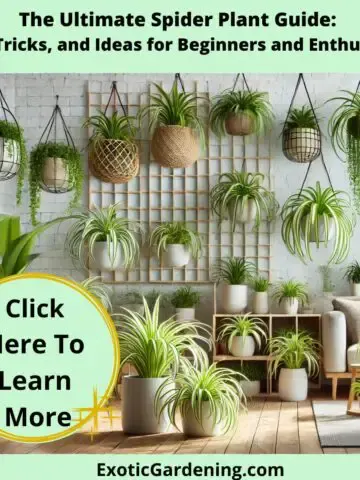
[214,313,321,317]
[214,355,272,362]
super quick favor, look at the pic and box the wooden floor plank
[276,402,299,454]
[226,400,265,454]
[250,399,281,454]
[298,400,322,454]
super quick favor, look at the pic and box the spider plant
[79,276,112,311]
[65,203,141,269]
[283,106,319,130]
[351,380,360,397]
[212,257,255,285]
[155,357,246,435]
[170,286,200,309]
[281,181,355,264]
[114,296,212,377]
[217,313,268,352]
[344,260,360,284]
[209,89,274,137]
[252,276,270,292]
[272,280,309,306]
[84,111,137,144]
[210,171,278,232]
[150,222,202,260]
[328,90,360,212]
[268,329,320,375]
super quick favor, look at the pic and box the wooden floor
[1,396,360,454]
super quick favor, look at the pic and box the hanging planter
[29,97,83,225]
[85,82,139,184]
[139,74,206,168]
[0,89,27,205]
[328,88,360,213]
[210,74,274,137]
[282,74,322,164]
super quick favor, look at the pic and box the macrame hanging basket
[0,91,22,181]
[282,73,321,164]
[151,125,199,168]
[88,81,139,184]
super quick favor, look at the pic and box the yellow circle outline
[0,273,120,444]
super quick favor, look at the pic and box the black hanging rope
[173,73,186,93]
[38,95,75,149]
[0,89,21,134]
[231,73,251,93]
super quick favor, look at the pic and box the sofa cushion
[333,297,360,343]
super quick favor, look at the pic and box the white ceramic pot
[252,292,269,314]
[278,368,308,401]
[0,137,20,178]
[222,284,247,314]
[347,344,360,370]
[181,401,226,437]
[351,283,360,296]
[92,241,122,271]
[240,380,261,397]
[228,199,257,224]
[41,157,70,190]
[322,311,347,373]
[283,127,321,163]
[176,308,195,322]
[229,335,255,357]
[162,244,190,268]
[280,298,299,315]
[122,376,174,435]
[301,216,335,243]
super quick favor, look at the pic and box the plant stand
[346,364,360,416]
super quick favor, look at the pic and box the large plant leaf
[0,216,21,257]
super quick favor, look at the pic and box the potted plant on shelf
[252,276,270,314]
[139,82,206,168]
[113,289,166,316]
[221,361,266,397]
[65,203,141,272]
[29,142,83,225]
[0,119,27,204]
[328,90,360,212]
[217,313,268,357]
[114,296,212,435]
[268,329,320,401]
[210,171,278,232]
[150,222,202,268]
[156,357,246,437]
[281,181,355,264]
[282,105,321,163]
[212,257,255,313]
[344,261,360,296]
[209,89,273,137]
[78,276,112,311]
[170,286,200,322]
[272,280,308,315]
[84,111,139,184]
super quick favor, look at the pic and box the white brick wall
[0,73,358,311]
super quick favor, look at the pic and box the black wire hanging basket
[0,89,23,181]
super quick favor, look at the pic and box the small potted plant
[65,203,141,271]
[281,182,355,264]
[221,361,266,397]
[217,313,268,357]
[113,289,165,316]
[212,257,255,313]
[29,141,83,225]
[344,261,360,296]
[84,111,139,184]
[269,329,320,401]
[79,276,112,311]
[156,357,246,437]
[170,286,200,322]
[272,280,309,315]
[150,222,202,268]
[139,82,206,168]
[209,89,273,137]
[210,171,278,232]
[0,119,27,204]
[114,297,212,435]
[282,105,321,163]
[252,276,270,314]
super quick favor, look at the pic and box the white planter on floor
[240,380,261,397]
[0,137,20,178]
[229,335,255,357]
[228,199,257,224]
[92,241,121,271]
[162,244,190,268]
[280,298,299,315]
[278,368,308,401]
[122,376,174,435]
[347,344,360,370]
[222,284,247,313]
[322,311,347,372]
[351,283,360,296]
[252,292,269,314]
[176,308,195,322]
[181,401,226,437]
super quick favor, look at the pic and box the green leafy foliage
[217,313,268,352]
[0,119,28,205]
[283,105,319,130]
[281,181,355,264]
[84,111,138,143]
[29,142,84,225]
[271,280,309,305]
[344,260,360,284]
[252,276,270,292]
[209,89,274,137]
[220,361,266,381]
[171,286,201,308]
[212,257,256,285]
[210,171,278,232]
[150,222,202,259]
[65,203,141,269]
[79,276,112,311]
[319,265,335,293]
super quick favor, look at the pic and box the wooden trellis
[87,79,273,284]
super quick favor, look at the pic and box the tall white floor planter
[163,244,190,268]
[278,368,308,401]
[222,285,247,313]
[122,376,174,435]
[229,336,255,357]
[240,380,261,397]
[252,292,269,314]
[181,402,226,437]
[92,241,121,271]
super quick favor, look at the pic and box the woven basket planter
[283,128,321,163]
[225,113,255,136]
[89,139,139,184]
[151,126,200,168]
